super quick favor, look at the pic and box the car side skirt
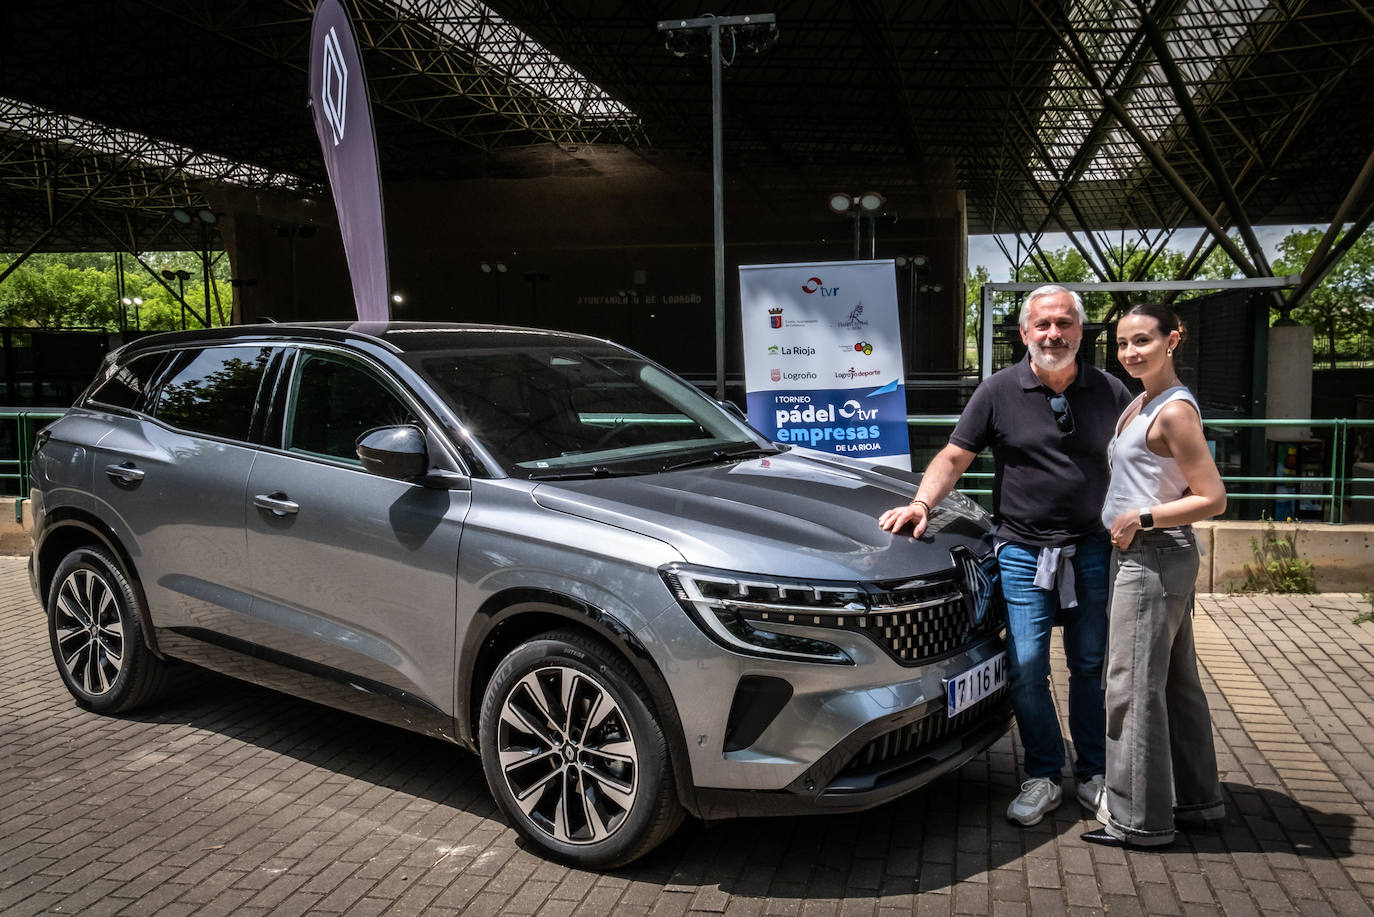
[156,626,459,743]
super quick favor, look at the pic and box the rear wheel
[47,546,169,713]
[479,629,683,867]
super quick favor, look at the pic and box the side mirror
[356,425,428,480]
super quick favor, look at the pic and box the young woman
[1082,303,1228,849]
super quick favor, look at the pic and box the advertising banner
[309,0,390,323]
[739,260,910,469]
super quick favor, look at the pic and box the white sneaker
[1007,777,1063,826]
[1077,774,1108,825]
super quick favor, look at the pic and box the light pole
[481,261,508,320]
[120,296,143,331]
[160,268,192,329]
[894,255,928,370]
[175,207,219,326]
[659,13,778,400]
[827,192,891,259]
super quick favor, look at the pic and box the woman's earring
[1167,349,1173,356]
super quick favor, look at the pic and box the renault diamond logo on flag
[321,27,348,146]
[309,0,390,322]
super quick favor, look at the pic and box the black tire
[47,546,169,714]
[478,629,684,868]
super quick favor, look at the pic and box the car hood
[531,450,994,581]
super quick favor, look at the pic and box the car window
[415,347,761,474]
[152,346,273,440]
[286,352,417,464]
[87,351,168,411]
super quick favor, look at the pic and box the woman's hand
[1110,508,1141,549]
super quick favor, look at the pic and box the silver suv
[30,322,1008,867]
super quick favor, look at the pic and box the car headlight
[661,564,858,664]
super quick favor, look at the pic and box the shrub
[1240,516,1317,594]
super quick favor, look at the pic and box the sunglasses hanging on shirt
[1047,392,1075,435]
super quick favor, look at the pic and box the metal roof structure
[2,0,1372,284]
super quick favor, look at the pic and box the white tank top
[1100,385,1200,529]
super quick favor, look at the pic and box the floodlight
[827,192,855,214]
[857,192,886,212]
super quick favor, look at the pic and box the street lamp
[174,207,219,327]
[659,12,779,400]
[828,191,891,259]
[481,261,508,319]
[160,268,193,329]
[120,296,143,331]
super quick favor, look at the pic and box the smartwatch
[1139,508,1155,531]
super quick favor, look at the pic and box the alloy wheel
[495,665,639,845]
[52,567,125,696]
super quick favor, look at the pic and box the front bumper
[690,691,1011,819]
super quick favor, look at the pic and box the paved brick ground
[2,554,1373,916]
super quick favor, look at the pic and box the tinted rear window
[153,346,273,440]
[87,352,167,411]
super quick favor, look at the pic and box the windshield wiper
[659,445,780,473]
[527,465,643,481]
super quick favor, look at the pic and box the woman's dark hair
[1124,302,1187,346]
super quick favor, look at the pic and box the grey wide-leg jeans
[1103,526,1224,844]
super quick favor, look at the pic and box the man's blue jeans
[997,535,1110,780]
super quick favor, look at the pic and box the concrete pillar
[1266,323,1313,441]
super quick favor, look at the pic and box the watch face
[1140,511,1154,530]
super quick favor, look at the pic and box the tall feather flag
[308,0,390,322]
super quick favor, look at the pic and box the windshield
[412,344,772,478]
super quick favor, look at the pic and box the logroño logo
[320,27,348,146]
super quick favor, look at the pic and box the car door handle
[253,492,300,516]
[104,462,145,484]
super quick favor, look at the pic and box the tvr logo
[838,399,877,420]
[802,277,840,296]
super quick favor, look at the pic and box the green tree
[965,264,991,364]
[1272,228,1374,368]
[0,251,232,331]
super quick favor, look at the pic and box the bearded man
[879,284,1131,827]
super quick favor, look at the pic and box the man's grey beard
[1028,338,1079,371]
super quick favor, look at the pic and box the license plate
[944,651,1007,718]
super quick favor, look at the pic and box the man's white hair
[1019,284,1088,329]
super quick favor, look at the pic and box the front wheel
[47,546,169,713]
[478,629,683,868]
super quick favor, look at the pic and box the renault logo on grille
[953,547,994,626]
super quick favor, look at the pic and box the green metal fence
[1,411,65,513]
[909,416,1374,524]
[3,409,1371,524]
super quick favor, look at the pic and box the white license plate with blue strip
[944,651,1007,718]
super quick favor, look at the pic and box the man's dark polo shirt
[949,354,1132,547]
